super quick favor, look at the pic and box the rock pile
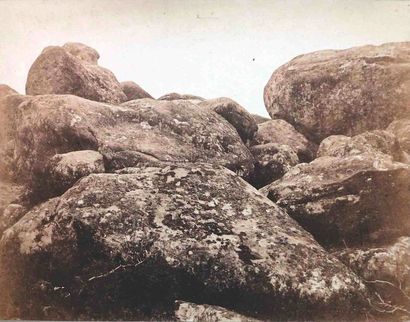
[0,41,409,320]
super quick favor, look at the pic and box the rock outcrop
[317,130,404,162]
[264,42,410,142]
[120,81,153,101]
[387,119,410,158]
[252,114,270,124]
[261,155,410,247]
[0,164,367,320]
[158,92,205,104]
[0,95,253,200]
[26,43,127,104]
[0,84,18,98]
[199,97,258,143]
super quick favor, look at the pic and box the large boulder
[0,95,254,199]
[252,119,317,162]
[317,130,405,162]
[120,81,153,101]
[0,84,18,98]
[62,42,100,65]
[199,98,258,143]
[261,155,410,247]
[264,42,410,142]
[26,43,127,104]
[0,164,367,320]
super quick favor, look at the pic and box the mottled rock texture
[262,155,410,247]
[26,44,127,104]
[264,42,410,142]
[199,97,258,143]
[0,164,367,320]
[252,114,270,124]
[120,81,153,101]
[175,301,260,322]
[387,119,410,159]
[317,130,405,162]
[0,95,253,200]
[252,119,316,162]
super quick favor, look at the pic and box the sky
[0,0,409,116]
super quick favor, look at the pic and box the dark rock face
[387,119,410,158]
[264,42,410,142]
[199,98,258,143]
[158,92,205,104]
[336,237,410,320]
[26,44,127,104]
[0,84,18,98]
[250,143,299,188]
[174,301,260,321]
[0,180,25,236]
[0,164,367,320]
[0,95,253,200]
[120,81,153,101]
[261,155,410,247]
[317,130,405,162]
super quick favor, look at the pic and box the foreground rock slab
[262,155,410,247]
[264,42,410,142]
[26,43,127,104]
[0,164,367,320]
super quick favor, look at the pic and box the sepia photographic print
[0,0,410,320]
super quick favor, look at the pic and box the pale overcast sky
[0,0,409,116]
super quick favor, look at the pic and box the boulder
[252,114,270,124]
[261,155,410,247]
[264,42,410,142]
[158,92,205,104]
[0,179,26,237]
[251,119,317,162]
[174,301,260,322]
[387,119,410,158]
[317,130,405,162]
[0,84,18,98]
[0,164,367,320]
[199,98,258,143]
[62,42,100,65]
[250,143,299,188]
[26,44,127,104]
[0,95,254,199]
[120,81,153,101]
[46,150,105,195]
[336,237,410,320]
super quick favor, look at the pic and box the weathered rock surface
[252,119,317,162]
[250,143,299,188]
[26,44,127,104]
[0,164,367,320]
[264,42,410,142]
[62,42,100,65]
[158,92,205,104]
[0,95,253,199]
[336,237,410,320]
[0,84,18,98]
[387,119,410,159]
[175,301,260,322]
[252,114,270,124]
[261,155,410,247]
[46,150,105,195]
[120,81,153,101]
[317,130,405,162]
[199,98,258,143]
